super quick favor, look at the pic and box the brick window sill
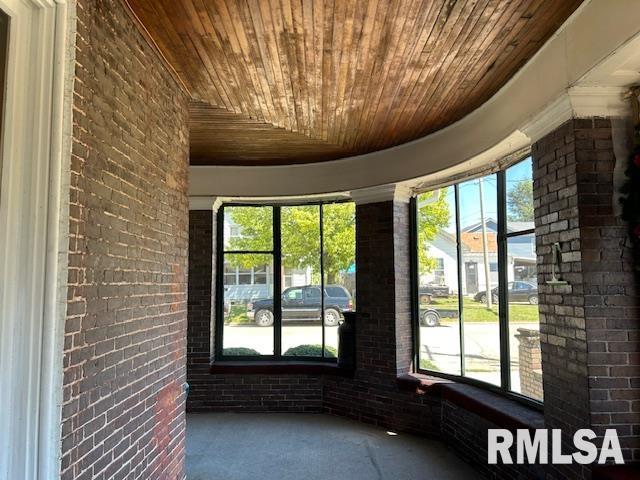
[397,373,544,430]
[210,361,353,376]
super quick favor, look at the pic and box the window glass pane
[223,253,274,355]
[322,202,356,356]
[508,239,542,399]
[506,157,534,232]
[459,174,501,386]
[281,205,323,357]
[417,187,460,374]
[224,206,273,251]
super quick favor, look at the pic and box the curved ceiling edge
[189,0,640,198]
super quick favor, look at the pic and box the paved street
[222,321,538,362]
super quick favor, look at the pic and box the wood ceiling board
[189,102,354,165]
[127,0,583,165]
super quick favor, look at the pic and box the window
[216,201,356,360]
[413,157,542,402]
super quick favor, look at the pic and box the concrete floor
[186,413,477,480]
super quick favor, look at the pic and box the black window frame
[411,156,542,409]
[214,199,354,363]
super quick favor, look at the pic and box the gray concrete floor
[186,413,477,480]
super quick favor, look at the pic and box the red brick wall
[61,0,189,478]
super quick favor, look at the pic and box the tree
[507,179,534,222]
[417,190,452,275]
[225,203,355,284]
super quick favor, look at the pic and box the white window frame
[0,1,73,479]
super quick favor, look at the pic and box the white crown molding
[350,184,412,205]
[568,85,631,118]
[519,95,574,144]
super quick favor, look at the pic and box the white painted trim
[0,0,73,479]
[189,0,640,198]
[189,196,217,210]
[350,184,412,205]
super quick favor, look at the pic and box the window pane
[281,205,323,357]
[506,157,534,231]
[459,174,501,386]
[417,187,460,374]
[322,203,356,356]
[223,253,274,355]
[224,206,273,251]
[508,237,542,400]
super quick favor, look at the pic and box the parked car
[473,281,538,305]
[247,285,353,327]
[419,307,441,327]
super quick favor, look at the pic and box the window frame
[214,199,354,363]
[411,157,542,409]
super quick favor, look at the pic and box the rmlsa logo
[488,429,624,465]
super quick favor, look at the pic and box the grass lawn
[429,296,539,323]
[226,305,251,325]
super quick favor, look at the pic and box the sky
[437,157,532,233]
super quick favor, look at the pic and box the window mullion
[497,169,511,390]
[455,185,465,377]
[274,206,282,357]
[320,205,325,358]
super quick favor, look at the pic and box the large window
[414,157,542,402]
[216,202,356,360]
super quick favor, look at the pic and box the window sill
[397,373,544,430]
[210,361,353,376]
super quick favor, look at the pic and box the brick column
[352,186,414,379]
[532,118,640,476]
[515,328,543,400]
[186,199,216,411]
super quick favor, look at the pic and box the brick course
[61,1,189,479]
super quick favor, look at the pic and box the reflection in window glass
[459,174,501,386]
[223,254,274,355]
[281,205,323,356]
[506,158,542,400]
[417,187,460,375]
[223,206,272,251]
[322,202,356,356]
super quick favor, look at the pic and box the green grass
[429,296,539,323]
[226,304,251,325]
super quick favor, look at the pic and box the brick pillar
[515,328,543,400]
[186,200,216,411]
[353,188,413,380]
[532,118,640,476]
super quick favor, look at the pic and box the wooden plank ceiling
[127,0,583,166]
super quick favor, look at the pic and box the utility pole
[478,178,492,310]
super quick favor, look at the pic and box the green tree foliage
[417,190,452,275]
[225,204,355,283]
[507,179,534,222]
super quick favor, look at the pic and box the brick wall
[532,118,640,477]
[186,210,213,410]
[61,0,189,478]
[572,119,640,462]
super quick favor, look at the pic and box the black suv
[247,285,353,327]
